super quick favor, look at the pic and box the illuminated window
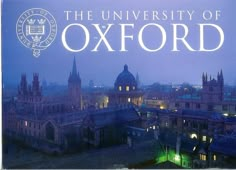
[24,121,28,127]
[213,155,217,161]
[133,86,135,90]
[126,86,130,91]
[128,98,131,102]
[119,86,122,91]
[190,133,198,139]
[153,126,156,130]
[183,119,186,123]
[200,154,206,161]
[202,136,207,142]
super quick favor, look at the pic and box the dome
[114,65,137,91]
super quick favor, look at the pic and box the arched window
[46,122,55,141]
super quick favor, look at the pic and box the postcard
[2,0,236,169]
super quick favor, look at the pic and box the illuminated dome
[114,65,137,92]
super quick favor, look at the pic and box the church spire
[220,69,223,78]
[68,56,81,83]
[72,56,77,76]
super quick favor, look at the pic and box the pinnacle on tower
[68,56,81,83]
[72,56,77,76]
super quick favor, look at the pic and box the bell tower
[201,70,224,103]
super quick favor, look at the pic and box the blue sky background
[2,0,236,87]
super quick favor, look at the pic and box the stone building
[169,71,236,115]
[108,65,143,107]
[3,62,147,153]
[155,109,236,168]
[201,70,224,103]
[81,106,141,147]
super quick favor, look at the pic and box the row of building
[3,58,236,168]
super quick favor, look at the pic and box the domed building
[108,65,143,107]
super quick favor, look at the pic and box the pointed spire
[202,72,205,83]
[72,56,77,76]
[68,56,81,83]
[220,69,223,77]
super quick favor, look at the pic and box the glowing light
[190,133,198,139]
[193,146,196,151]
[200,154,206,161]
[24,121,28,127]
[210,138,213,143]
[126,86,130,91]
[223,113,228,117]
[153,126,156,130]
[213,154,217,161]
[174,155,180,161]
[146,128,149,132]
[128,98,131,102]
[119,86,122,91]
[156,149,192,168]
[202,136,207,142]
[160,105,164,109]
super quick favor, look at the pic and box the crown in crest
[32,35,42,43]
[37,19,46,25]
[27,19,36,25]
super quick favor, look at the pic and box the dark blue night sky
[2,0,236,86]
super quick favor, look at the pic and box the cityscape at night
[2,0,236,169]
[3,58,236,168]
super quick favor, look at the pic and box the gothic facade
[201,70,224,103]
[169,70,236,114]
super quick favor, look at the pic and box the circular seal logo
[16,8,57,57]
